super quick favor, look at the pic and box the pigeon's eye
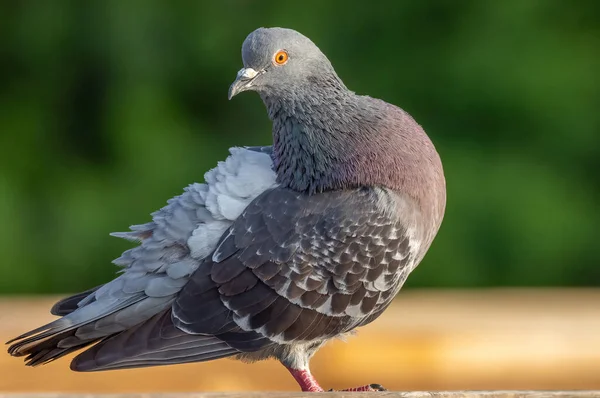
[274,50,289,65]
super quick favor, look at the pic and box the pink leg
[286,366,324,392]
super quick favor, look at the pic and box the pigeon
[7,27,446,392]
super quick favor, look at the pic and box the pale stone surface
[1,392,600,398]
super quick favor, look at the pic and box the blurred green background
[0,1,598,294]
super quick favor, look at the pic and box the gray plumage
[7,27,445,390]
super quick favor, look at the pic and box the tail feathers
[8,327,101,367]
[50,285,102,316]
[7,294,145,365]
[6,316,76,350]
[7,296,236,370]
[71,310,238,372]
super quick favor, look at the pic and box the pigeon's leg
[285,366,325,392]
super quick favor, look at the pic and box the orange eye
[274,50,289,65]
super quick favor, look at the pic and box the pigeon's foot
[286,366,387,392]
[332,384,387,392]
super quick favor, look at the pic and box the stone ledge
[1,392,599,398]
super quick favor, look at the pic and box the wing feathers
[175,186,416,347]
[7,147,278,368]
[50,285,102,316]
[71,311,237,372]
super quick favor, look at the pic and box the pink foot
[286,366,387,392]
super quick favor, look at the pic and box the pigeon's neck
[270,114,352,194]
[260,83,349,193]
[262,88,438,197]
[262,89,445,229]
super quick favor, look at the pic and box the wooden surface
[1,289,599,392]
[1,392,600,397]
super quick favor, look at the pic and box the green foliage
[0,1,598,293]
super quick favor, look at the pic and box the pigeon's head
[228,27,343,100]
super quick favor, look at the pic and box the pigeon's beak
[228,68,260,100]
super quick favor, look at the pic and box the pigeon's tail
[6,292,146,366]
[6,327,101,367]
[7,302,238,370]
[70,310,238,372]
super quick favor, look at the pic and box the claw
[369,383,387,391]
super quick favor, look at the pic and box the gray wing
[173,186,417,350]
[7,147,276,367]
[70,311,237,371]
[67,186,416,371]
[50,285,102,316]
